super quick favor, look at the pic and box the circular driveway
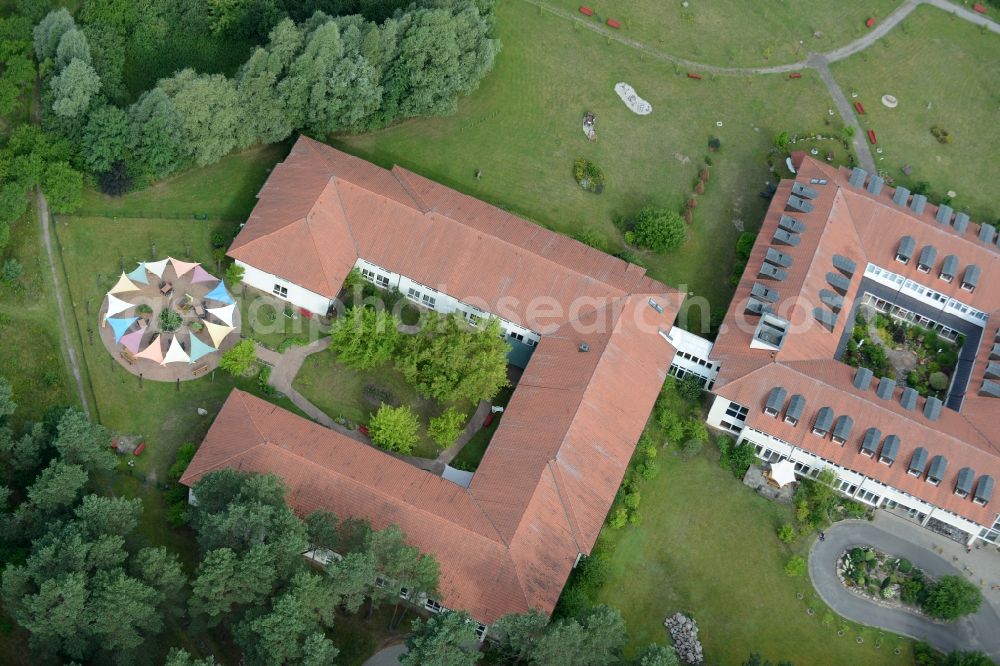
[810,521,1000,659]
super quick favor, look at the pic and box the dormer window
[895,236,915,265]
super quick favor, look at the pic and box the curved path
[809,520,1000,658]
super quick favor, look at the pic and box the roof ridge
[390,166,430,213]
[546,462,585,553]
[307,178,361,294]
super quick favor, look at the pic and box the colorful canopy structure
[126,263,149,285]
[135,336,165,364]
[189,334,216,363]
[106,294,135,317]
[204,282,234,304]
[190,266,217,284]
[170,257,199,277]
[120,327,145,354]
[145,259,169,278]
[163,336,190,365]
[109,273,140,295]
[203,321,233,347]
[207,303,236,326]
[107,316,138,343]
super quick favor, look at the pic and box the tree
[189,546,280,627]
[428,407,466,447]
[402,610,478,666]
[492,609,549,664]
[633,644,680,666]
[679,419,708,455]
[82,104,128,174]
[41,161,83,213]
[777,523,796,544]
[49,58,101,118]
[676,374,704,402]
[0,376,14,421]
[127,87,186,181]
[735,231,757,261]
[328,306,401,370]
[941,651,993,666]
[633,207,687,252]
[530,605,627,666]
[74,494,142,537]
[52,409,116,473]
[54,28,91,69]
[922,575,982,621]
[327,551,376,614]
[369,404,420,455]
[158,69,241,166]
[32,8,74,62]
[305,509,339,552]
[0,181,29,225]
[131,546,187,615]
[401,313,510,404]
[25,459,88,515]
[165,648,217,666]
[224,262,244,286]
[88,570,163,654]
[220,339,257,376]
[773,131,790,151]
[784,555,806,577]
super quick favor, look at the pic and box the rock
[197,408,208,416]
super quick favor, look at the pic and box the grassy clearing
[78,143,289,221]
[540,0,902,67]
[830,5,1000,221]
[0,206,76,426]
[294,348,474,460]
[591,445,913,664]
[336,0,838,329]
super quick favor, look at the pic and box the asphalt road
[810,520,1000,658]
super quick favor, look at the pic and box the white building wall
[236,261,333,315]
[665,326,720,388]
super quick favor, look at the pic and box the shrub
[572,158,605,193]
[699,168,710,182]
[258,304,277,326]
[694,180,705,195]
[159,308,182,332]
[900,577,925,604]
[224,262,244,286]
[677,374,704,402]
[428,407,466,448]
[633,207,687,252]
[777,523,796,544]
[276,336,308,353]
[678,419,708,456]
[921,575,983,621]
[614,250,644,267]
[718,436,757,478]
[897,558,913,574]
[257,366,274,396]
[574,229,605,250]
[707,136,721,151]
[211,232,226,248]
[369,404,420,455]
[929,372,949,391]
[735,231,757,261]
[773,131,790,150]
[136,303,153,315]
[784,555,806,577]
[608,507,628,529]
[0,258,23,284]
[638,461,659,480]
[219,339,257,376]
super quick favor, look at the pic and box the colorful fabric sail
[106,294,135,317]
[190,265,216,284]
[120,327,145,353]
[169,257,199,277]
[145,259,169,278]
[135,336,165,363]
[109,273,140,295]
[188,334,216,362]
[107,316,138,343]
[204,282,234,304]
[207,303,236,326]
[203,320,233,347]
[126,263,149,285]
[162,335,190,364]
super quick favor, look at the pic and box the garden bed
[838,547,929,612]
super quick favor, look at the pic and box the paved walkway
[362,644,407,666]
[809,520,1000,658]
[256,339,492,475]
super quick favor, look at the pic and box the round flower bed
[159,308,183,332]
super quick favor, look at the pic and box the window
[525,338,536,347]
[961,281,975,292]
[425,599,443,613]
[463,311,482,327]
[362,268,375,282]
[475,623,488,641]
[272,284,288,298]
[509,331,524,342]
[398,587,411,600]
[363,268,390,288]
[720,420,742,434]
[422,294,436,308]
[407,287,421,301]
[725,402,749,420]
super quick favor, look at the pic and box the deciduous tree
[402,609,478,666]
[428,407,466,447]
[219,339,257,376]
[328,305,401,369]
[633,207,687,252]
[369,404,420,455]
[49,58,100,118]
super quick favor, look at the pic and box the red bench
[579,6,593,16]
[134,442,146,456]
[868,129,877,145]
[788,72,802,79]
[483,413,495,428]
[865,17,876,28]
[854,101,865,114]
[358,425,370,437]
[606,18,621,28]
[973,3,987,14]
[687,72,702,80]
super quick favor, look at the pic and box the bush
[428,407,466,448]
[572,158,605,194]
[718,436,757,478]
[574,229,605,250]
[677,374,704,402]
[897,558,913,574]
[929,372,949,391]
[777,524,796,544]
[921,575,983,621]
[784,555,806,577]
[368,404,420,455]
[633,207,687,252]
[159,308,182,332]
[257,366,274,396]
[224,262,244,286]
[219,339,257,376]
[0,258,23,284]
[678,419,708,456]
[614,250,644,267]
[707,136,721,151]
[735,231,757,261]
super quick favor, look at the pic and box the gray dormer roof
[786,394,806,421]
[917,245,937,268]
[990,343,1000,361]
[750,282,780,303]
[778,214,806,233]
[935,204,953,224]
[765,247,794,268]
[953,212,969,233]
[819,289,844,312]
[832,414,853,441]
[773,229,801,247]
[745,297,773,316]
[832,254,856,276]
[791,182,819,200]
[985,362,1000,380]
[963,264,981,288]
[975,475,995,504]
[909,194,926,214]
[860,427,881,454]
[786,195,814,214]
[982,380,1000,398]
[900,387,919,411]
[813,407,834,433]
[897,236,915,261]
[892,186,910,207]
[853,367,874,390]
[765,386,788,413]
[908,447,929,475]
[940,255,958,279]
[880,435,900,463]
[876,377,896,400]
[956,467,975,495]
[979,223,997,244]
[759,263,788,281]
[923,396,943,421]
[927,455,948,481]
[866,176,883,195]
[826,271,851,293]
[813,307,837,332]
[848,167,867,188]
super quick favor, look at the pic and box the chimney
[579,342,590,352]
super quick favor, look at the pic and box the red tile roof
[182,292,679,623]
[712,157,1000,528]
[193,136,686,623]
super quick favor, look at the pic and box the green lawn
[0,206,77,426]
[336,0,838,330]
[540,0,902,67]
[294,348,475,460]
[78,143,289,221]
[830,5,1000,221]
[592,447,913,664]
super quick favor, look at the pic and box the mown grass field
[540,0,902,66]
[831,5,1000,221]
[593,446,914,665]
[336,0,838,329]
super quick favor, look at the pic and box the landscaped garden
[838,547,983,621]
[843,309,960,398]
[830,5,1000,221]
